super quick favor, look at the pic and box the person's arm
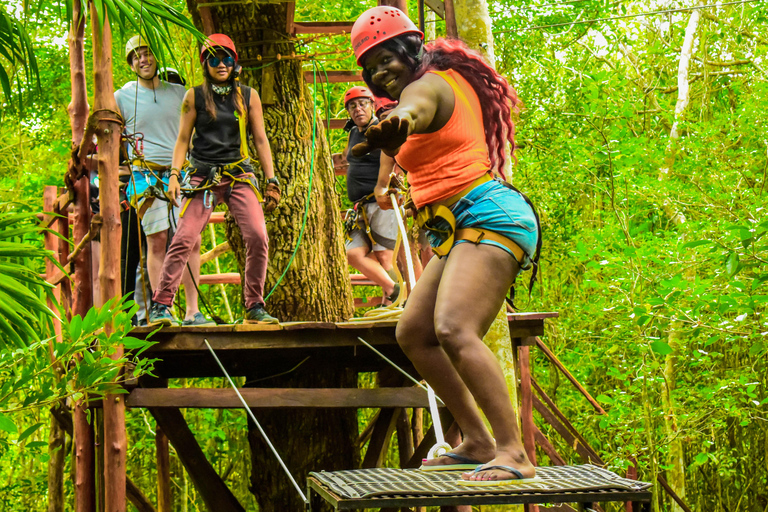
[167,89,196,206]
[247,89,275,180]
[374,152,397,210]
[352,75,443,157]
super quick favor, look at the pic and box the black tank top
[191,84,252,164]
[346,119,382,203]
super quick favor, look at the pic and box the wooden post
[68,1,96,509]
[90,4,125,510]
[519,343,536,466]
[443,0,458,38]
[156,428,172,512]
[44,187,67,512]
[379,0,408,14]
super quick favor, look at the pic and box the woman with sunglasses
[149,33,281,326]
[349,8,541,484]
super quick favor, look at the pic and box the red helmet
[374,96,397,112]
[200,34,238,64]
[351,6,423,66]
[344,86,374,107]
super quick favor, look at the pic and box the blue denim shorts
[425,180,539,267]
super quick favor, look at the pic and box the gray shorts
[138,197,180,236]
[345,202,398,252]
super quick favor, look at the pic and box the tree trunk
[185,2,356,510]
[91,5,126,511]
[655,5,707,510]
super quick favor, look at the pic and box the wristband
[170,168,181,179]
[267,176,280,186]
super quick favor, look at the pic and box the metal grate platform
[307,465,652,510]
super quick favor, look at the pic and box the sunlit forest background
[0,0,765,510]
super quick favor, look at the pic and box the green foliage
[0,6,40,113]
[0,206,56,348]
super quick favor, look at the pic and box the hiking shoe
[385,283,401,303]
[148,302,176,327]
[244,304,279,324]
[182,312,216,327]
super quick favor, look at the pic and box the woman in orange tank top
[350,7,541,484]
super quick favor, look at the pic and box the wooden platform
[307,465,652,511]
[130,313,555,380]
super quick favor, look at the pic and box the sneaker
[182,312,216,327]
[148,302,177,327]
[244,304,279,324]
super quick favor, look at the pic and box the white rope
[203,339,308,504]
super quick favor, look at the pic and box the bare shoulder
[402,72,452,103]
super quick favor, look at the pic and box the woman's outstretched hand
[351,115,410,157]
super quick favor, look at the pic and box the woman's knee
[433,316,475,360]
[395,317,434,354]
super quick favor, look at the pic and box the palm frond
[0,7,40,111]
[0,206,57,349]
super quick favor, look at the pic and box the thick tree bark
[68,3,96,510]
[185,2,356,510]
[91,5,126,511]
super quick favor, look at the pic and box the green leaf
[650,341,673,355]
[725,252,740,278]
[17,422,43,443]
[0,412,17,434]
[682,240,711,249]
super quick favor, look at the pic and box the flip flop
[456,465,542,486]
[419,452,484,471]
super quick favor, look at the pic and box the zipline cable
[204,338,309,505]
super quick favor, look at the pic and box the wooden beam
[531,378,604,464]
[293,21,354,34]
[156,428,171,512]
[354,296,383,308]
[128,387,432,409]
[304,70,362,83]
[324,119,348,130]
[351,274,377,286]
[199,272,241,285]
[200,242,230,265]
[362,407,401,468]
[150,408,245,512]
[125,478,156,512]
[531,395,599,464]
[533,425,566,466]
[534,337,606,415]
[519,345,536,466]
[443,0,457,37]
[423,0,445,19]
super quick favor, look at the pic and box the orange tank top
[395,69,490,209]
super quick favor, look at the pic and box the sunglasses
[207,55,235,68]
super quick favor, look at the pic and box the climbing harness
[342,193,377,246]
[413,174,543,307]
[177,157,263,218]
[356,336,451,460]
[204,339,308,505]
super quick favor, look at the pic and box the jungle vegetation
[0,0,765,510]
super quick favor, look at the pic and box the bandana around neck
[212,83,232,96]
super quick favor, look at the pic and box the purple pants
[152,172,268,310]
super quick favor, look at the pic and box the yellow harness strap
[131,158,170,172]
[414,174,524,261]
[455,228,525,265]
[136,197,154,219]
